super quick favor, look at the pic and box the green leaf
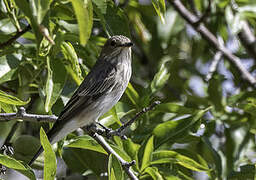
[208,75,224,111]
[108,154,124,180]
[62,148,107,176]
[14,0,42,44]
[92,0,107,14]
[237,98,256,116]
[37,0,54,24]
[141,136,154,171]
[154,103,195,114]
[45,57,67,112]
[0,90,30,105]
[40,127,57,180]
[125,83,139,107]
[152,150,210,172]
[150,60,170,94]
[109,106,122,126]
[0,55,20,84]
[153,107,211,147]
[61,41,83,85]
[65,135,107,154]
[95,1,130,37]
[152,0,166,24]
[69,0,93,46]
[123,139,140,171]
[0,154,36,180]
[144,167,164,180]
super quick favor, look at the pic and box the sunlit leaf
[40,127,56,180]
[61,41,83,85]
[152,150,210,172]
[65,135,107,154]
[143,167,164,180]
[141,136,154,171]
[44,57,67,112]
[0,90,30,105]
[0,154,36,180]
[150,60,170,94]
[69,0,93,46]
[152,0,166,24]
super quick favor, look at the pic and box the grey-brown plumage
[28,35,133,166]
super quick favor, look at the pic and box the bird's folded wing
[58,60,117,121]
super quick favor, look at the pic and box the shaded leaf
[153,107,211,147]
[108,154,123,180]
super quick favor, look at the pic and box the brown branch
[238,22,256,60]
[169,0,256,87]
[86,129,138,180]
[0,25,31,49]
[0,107,57,122]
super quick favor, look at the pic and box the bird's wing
[58,60,117,121]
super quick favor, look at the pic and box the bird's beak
[120,42,133,47]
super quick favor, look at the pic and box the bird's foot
[1,144,14,156]
[0,143,14,174]
[96,123,127,140]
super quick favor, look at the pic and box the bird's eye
[110,41,116,46]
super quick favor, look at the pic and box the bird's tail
[28,145,44,166]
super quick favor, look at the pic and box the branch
[238,22,256,60]
[87,130,138,180]
[97,101,161,139]
[86,101,160,179]
[205,51,223,81]
[0,107,57,122]
[0,25,31,49]
[169,0,256,87]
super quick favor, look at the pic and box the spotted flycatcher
[28,35,133,166]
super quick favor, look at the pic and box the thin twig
[0,25,31,49]
[205,51,223,81]
[0,107,57,122]
[188,0,222,82]
[238,22,256,60]
[97,101,161,139]
[169,0,256,87]
[118,101,160,133]
[85,127,138,180]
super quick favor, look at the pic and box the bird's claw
[96,123,127,140]
[0,144,14,175]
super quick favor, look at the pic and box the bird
[28,35,133,166]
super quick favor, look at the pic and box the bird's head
[100,35,133,59]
